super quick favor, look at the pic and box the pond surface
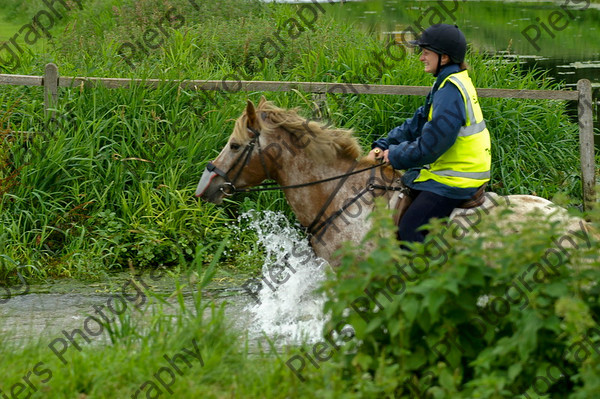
[0,271,249,345]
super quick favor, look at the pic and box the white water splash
[239,210,329,344]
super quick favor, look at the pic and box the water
[238,210,330,344]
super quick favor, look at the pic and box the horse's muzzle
[195,168,225,203]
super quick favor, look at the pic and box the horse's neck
[275,156,381,229]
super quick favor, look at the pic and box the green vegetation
[2,198,599,398]
[0,244,321,398]
[0,1,598,397]
[322,199,600,398]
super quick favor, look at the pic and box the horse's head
[196,98,273,204]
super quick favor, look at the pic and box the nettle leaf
[365,316,383,334]
[508,362,522,381]
[426,290,447,323]
[492,336,518,358]
[444,279,460,295]
[454,263,470,280]
[540,314,561,333]
[542,280,570,297]
[402,295,421,324]
[427,386,446,399]
[388,317,402,337]
[368,249,393,268]
[410,278,442,296]
[535,294,553,310]
[404,346,428,370]
[349,315,367,338]
[518,314,543,359]
[471,346,495,371]
[351,352,373,371]
[383,296,401,319]
[439,367,456,391]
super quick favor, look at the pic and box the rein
[206,116,405,239]
[234,162,386,193]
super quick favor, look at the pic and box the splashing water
[239,210,330,344]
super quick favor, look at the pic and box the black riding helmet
[410,24,467,74]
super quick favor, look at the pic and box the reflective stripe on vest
[414,70,491,189]
[431,169,491,179]
[449,75,488,137]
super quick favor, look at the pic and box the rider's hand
[368,147,385,163]
[382,149,390,164]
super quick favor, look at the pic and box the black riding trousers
[398,190,463,243]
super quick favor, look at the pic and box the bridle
[205,114,405,239]
[205,123,269,197]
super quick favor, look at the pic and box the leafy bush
[322,199,600,398]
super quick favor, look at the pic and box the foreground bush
[322,199,600,398]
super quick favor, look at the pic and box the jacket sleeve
[386,84,466,170]
[372,105,429,150]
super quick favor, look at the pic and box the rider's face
[420,48,440,74]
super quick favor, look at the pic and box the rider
[368,24,491,243]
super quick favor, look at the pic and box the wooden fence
[0,63,596,209]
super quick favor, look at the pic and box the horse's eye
[230,143,241,151]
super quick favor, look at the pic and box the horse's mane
[233,100,362,162]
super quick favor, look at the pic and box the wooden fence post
[577,79,596,210]
[44,63,59,120]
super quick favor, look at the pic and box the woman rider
[367,24,491,243]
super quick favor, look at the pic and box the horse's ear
[258,95,267,107]
[246,100,258,135]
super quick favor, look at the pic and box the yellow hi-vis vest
[414,70,491,189]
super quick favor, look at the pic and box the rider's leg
[398,190,463,243]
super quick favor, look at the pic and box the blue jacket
[372,64,479,200]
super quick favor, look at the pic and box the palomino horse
[196,97,589,263]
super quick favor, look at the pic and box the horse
[195,97,590,264]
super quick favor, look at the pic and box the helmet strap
[434,53,443,77]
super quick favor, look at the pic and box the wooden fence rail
[0,63,595,208]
